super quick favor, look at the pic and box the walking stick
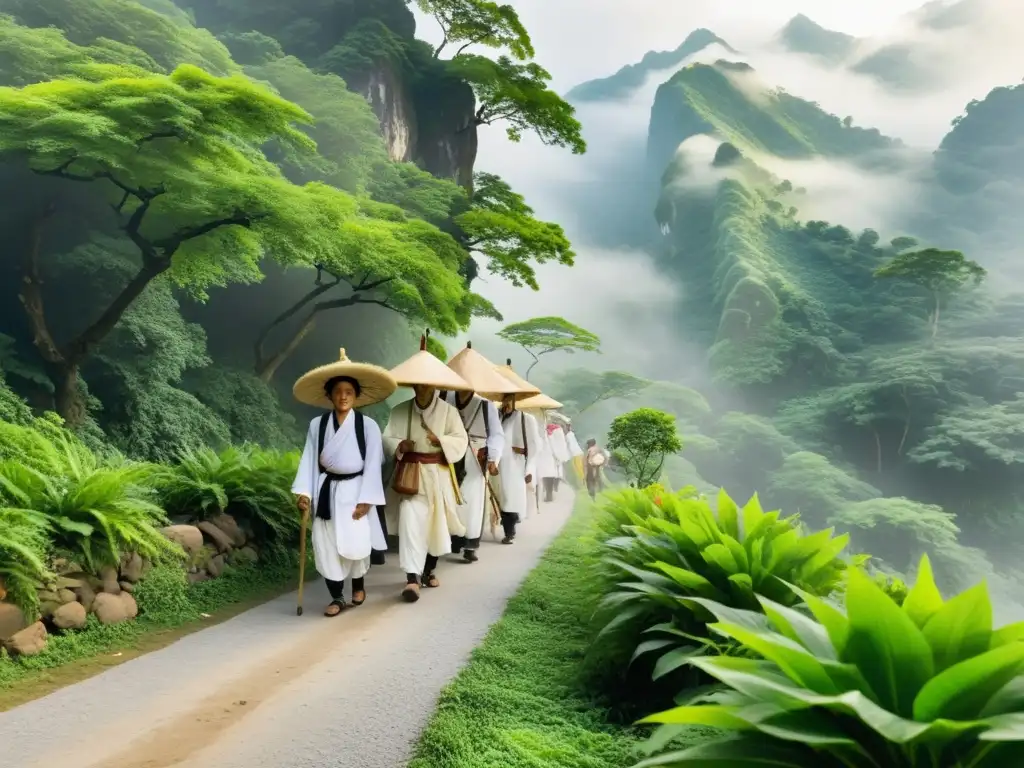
[296,508,308,616]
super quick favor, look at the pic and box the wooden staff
[296,508,309,616]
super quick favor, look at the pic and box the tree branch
[254,275,343,371]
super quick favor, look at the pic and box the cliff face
[349,60,418,163]
[411,73,478,189]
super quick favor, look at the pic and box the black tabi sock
[352,577,365,593]
[424,554,439,578]
[406,573,419,585]
[325,579,344,600]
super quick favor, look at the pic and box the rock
[209,513,246,548]
[187,572,210,585]
[120,581,136,593]
[51,601,87,630]
[230,546,259,567]
[74,582,97,612]
[92,593,128,625]
[0,602,27,641]
[36,589,61,604]
[197,521,234,554]
[3,621,47,656]
[161,524,204,556]
[86,575,104,591]
[99,566,121,595]
[119,592,138,620]
[120,552,144,583]
[39,601,62,619]
[58,589,77,604]
[53,559,84,576]
[55,576,85,590]
[206,554,226,578]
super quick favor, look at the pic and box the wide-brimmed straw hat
[485,358,541,402]
[447,341,527,396]
[293,348,398,409]
[517,392,563,410]
[549,411,571,426]
[390,335,473,391]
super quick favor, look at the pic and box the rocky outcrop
[412,74,478,189]
[161,524,204,556]
[354,61,417,163]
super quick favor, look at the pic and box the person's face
[329,380,357,413]
[501,394,515,412]
[414,384,436,402]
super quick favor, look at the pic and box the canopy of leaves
[416,0,534,60]
[549,368,650,416]
[447,54,586,152]
[766,450,881,527]
[498,316,600,356]
[606,407,682,488]
[874,247,986,296]
[455,172,574,288]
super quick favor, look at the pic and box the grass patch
[0,549,314,709]
[409,502,710,768]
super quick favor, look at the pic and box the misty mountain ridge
[565,28,736,103]
[776,13,858,64]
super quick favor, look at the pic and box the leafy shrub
[640,555,1024,766]
[155,445,300,546]
[0,509,53,617]
[591,489,857,707]
[0,433,177,571]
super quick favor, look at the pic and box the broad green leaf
[788,584,850,652]
[632,637,680,664]
[741,494,765,539]
[914,643,1024,722]
[715,622,839,694]
[991,621,1024,648]
[981,676,1024,717]
[757,596,837,660]
[843,568,934,715]
[652,561,717,595]
[716,489,740,539]
[640,704,752,729]
[921,582,994,672]
[684,597,771,633]
[723,536,750,572]
[902,553,944,629]
[652,645,704,680]
[754,708,866,750]
[702,543,738,573]
[596,604,646,640]
[979,712,1024,741]
[633,735,812,767]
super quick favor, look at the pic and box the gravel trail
[0,491,574,768]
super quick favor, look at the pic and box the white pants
[457,453,488,544]
[312,518,371,581]
[398,495,450,574]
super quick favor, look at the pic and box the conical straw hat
[293,348,398,409]
[447,341,528,395]
[517,392,563,410]
[484,358,541,402]
[390,334,473,391]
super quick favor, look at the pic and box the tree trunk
[873,428,883,473]
[255,311,319,383]
[50,360,86,427]
[897,387,911,456]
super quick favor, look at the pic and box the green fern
[0,508,53,618]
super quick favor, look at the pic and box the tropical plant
[593,489,858,703]
[0,435,176,571]
[155,445,300,546]
[0,508,53,617]
[639,555,1024,767]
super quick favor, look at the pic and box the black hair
[586,438,597,447]
[325,375,361,398]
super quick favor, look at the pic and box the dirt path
[0,492,574,768]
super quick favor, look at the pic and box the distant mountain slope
[565,28,735,102]
[646,61,895,176]
[777,13,857,63]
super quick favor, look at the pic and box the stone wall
[1,513,261,658]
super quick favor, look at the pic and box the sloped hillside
[776,13,857,63]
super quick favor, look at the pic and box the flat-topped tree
[873,248,986,339]
[448,55,586,153]
[497,316,600,377]
[550,368,651,416]
[252,199,498,382]
[416,0,534,59]
[5,64,351,424]
[455,172,574,288]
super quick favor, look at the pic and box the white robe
[532,412,570,481]
[291,412,386,582]
[566,432,584,458]
[496,408,540,520]
[443,391,505,544]
[382,394,469,574]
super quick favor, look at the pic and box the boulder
[92,593,128,625]
[74,582,97,612]
[99,566,121,595]
[187,572,210,585]
[51,601,87,630]
[38,600,62,619]
[36,589,62,604]
[229,546,259,567]
[0,602,27,641]
[58,589,77,604]
[161,524,204,556]
[119,581,135,593]
[206,554,226,578]
[119,592,138,620]
[209,513,246,548]
[3,621,47,656]
[197,521,234,553]
[120,552,144,583]
[55,576,85,590]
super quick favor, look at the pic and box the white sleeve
[356,416,386,506]
[291,420,318,499]
[523,413,540,478]
[484,399,505,463]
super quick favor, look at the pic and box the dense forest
[0,0,585,463]
[548,4,1024,595]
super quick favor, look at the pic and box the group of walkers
[290,336,606,616]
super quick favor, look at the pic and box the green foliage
[217,30,284,66]
[639,556,1024,767]
[410,504,644,768]
[497,316,600,377]
[607,409,682,489]
[416,0,534,60]
[767,451,880,529]
[593,489,855,711]
[456,172,575,289]
[0,507,52,617]
[154,445,300,546]
[426,335,449,362]
[447,54,586,152]
[369,161,467,226]
[186,367,299,449]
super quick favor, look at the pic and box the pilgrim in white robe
[532,413,569,502]
[291,412,387,584]
[566,430,585,482]
[496,408,539,537]
[442,391,504,551]
[382,394,469,576]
